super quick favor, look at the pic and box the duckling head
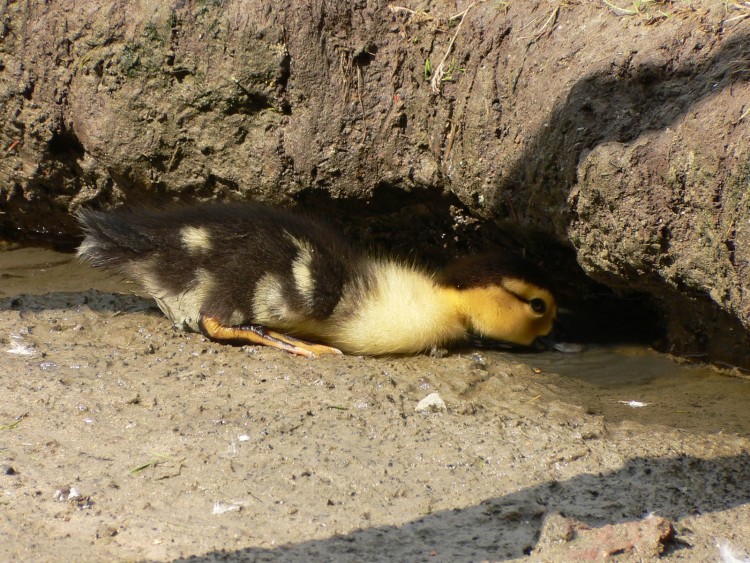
[438,254,557,346]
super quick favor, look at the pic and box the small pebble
[618,400,650,408]
[53,487,70,502]
[428,346,448,358]
[96,525,119,539]
[1,464,17,476]
[415,392,447,413]
[550,341,585,353]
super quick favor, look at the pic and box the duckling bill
[77,202,557,357]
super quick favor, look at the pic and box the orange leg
[199,315,343,358]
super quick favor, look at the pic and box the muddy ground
[2,248,750,562]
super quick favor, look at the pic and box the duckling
[77,202,557,357]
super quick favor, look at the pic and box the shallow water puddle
[512,346,750,438]
[0,247,134,296]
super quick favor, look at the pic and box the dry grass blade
[387,4,435,23]
[129,452,175,475]
[431,0,488,93]
[0,414,27,430]
[519,5,560,43]
[602,0,662,16]
[726,1,750,22]
[1,140,20,158]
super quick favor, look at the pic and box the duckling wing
[78,203,362,337]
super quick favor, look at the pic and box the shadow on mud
[498,32,750,228]
[176,453,749,561]
[0,290,156,314]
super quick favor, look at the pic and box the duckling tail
[76,208,157,268]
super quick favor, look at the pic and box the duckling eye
[529,298,546,314]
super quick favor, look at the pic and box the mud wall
[1,1,749,366]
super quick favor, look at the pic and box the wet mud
[1,249,749,561]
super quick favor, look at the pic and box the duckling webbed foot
[198,315,343,358]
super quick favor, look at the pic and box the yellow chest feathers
[328,262,467,355]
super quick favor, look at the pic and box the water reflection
[512,346,750,437]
